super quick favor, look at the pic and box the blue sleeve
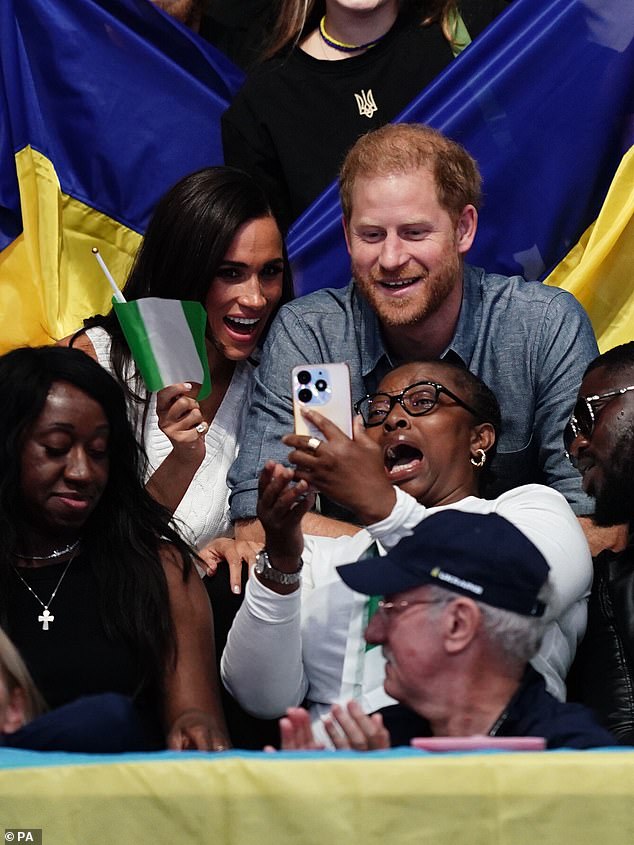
[544,704,618,749]
[533,289,598,515]
[228,305,325,521]
[3,694,160,752]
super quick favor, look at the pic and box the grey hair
[424,581,553,666]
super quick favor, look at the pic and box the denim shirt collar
[351,263,483,372]
[351,284,396,376]
[442,263,483,367]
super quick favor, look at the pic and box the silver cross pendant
[38,608,54,630]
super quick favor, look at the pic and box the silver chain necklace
[11,549,78,630]
[12,538,80,561]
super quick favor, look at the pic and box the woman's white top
[87,326,252,547]
[221,484,592,725]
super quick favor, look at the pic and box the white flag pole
[92,247,126,303]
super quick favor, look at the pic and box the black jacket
[381,666,615,749]
[577,538,634,743]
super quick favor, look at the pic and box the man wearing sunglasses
[566,342,634,743]
[228,122,610,552]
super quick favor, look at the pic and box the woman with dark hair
[222,0,511,227]
[220,360,592,740]
[65,166,292,575]
[0,345,229,751]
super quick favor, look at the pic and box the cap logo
[430,566,483,596]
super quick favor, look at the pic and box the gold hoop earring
[470,448,487,468]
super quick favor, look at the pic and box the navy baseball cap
[337,511,550,617]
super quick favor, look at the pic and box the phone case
[292,363,353,439]
[410,736,546,752]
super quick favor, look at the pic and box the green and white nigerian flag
[113,297,211,399]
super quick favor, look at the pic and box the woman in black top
[222,0,511,227]
[0,345,229,751]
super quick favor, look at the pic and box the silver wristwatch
[254,548,303,585]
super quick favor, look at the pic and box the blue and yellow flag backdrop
[0,0,243,353]
[287,0,634,350]
[1,0,633,353]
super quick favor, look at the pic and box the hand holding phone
[286,363,395,524]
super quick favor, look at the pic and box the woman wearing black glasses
[220,359,591,742]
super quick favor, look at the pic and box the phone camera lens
[315,379,327,392]
[298,388,313,403]
[297,370,311,385]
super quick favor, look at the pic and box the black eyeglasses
[354,380,479,427]
[564,385,634,465]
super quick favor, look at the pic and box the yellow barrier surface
[0,748,633,845]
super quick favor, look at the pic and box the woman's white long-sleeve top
[221,484,592,721]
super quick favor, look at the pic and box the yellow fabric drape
[546,145,634,351]
[1,749,633,845]
[0,147,140,354]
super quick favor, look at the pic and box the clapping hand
[266,701,390,752]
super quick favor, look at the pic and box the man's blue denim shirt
[228,264,598,520]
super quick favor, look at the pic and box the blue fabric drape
[287,0,634,295]
[0,0,244,250]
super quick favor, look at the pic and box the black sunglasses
[354,380,479,427]
[564,385,634,466]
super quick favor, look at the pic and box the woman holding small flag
[63,167,292,577]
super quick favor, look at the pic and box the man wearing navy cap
[278,510,614,750]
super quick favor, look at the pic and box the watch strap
[255,548,303,586]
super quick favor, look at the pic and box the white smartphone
[292,363,353,439]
